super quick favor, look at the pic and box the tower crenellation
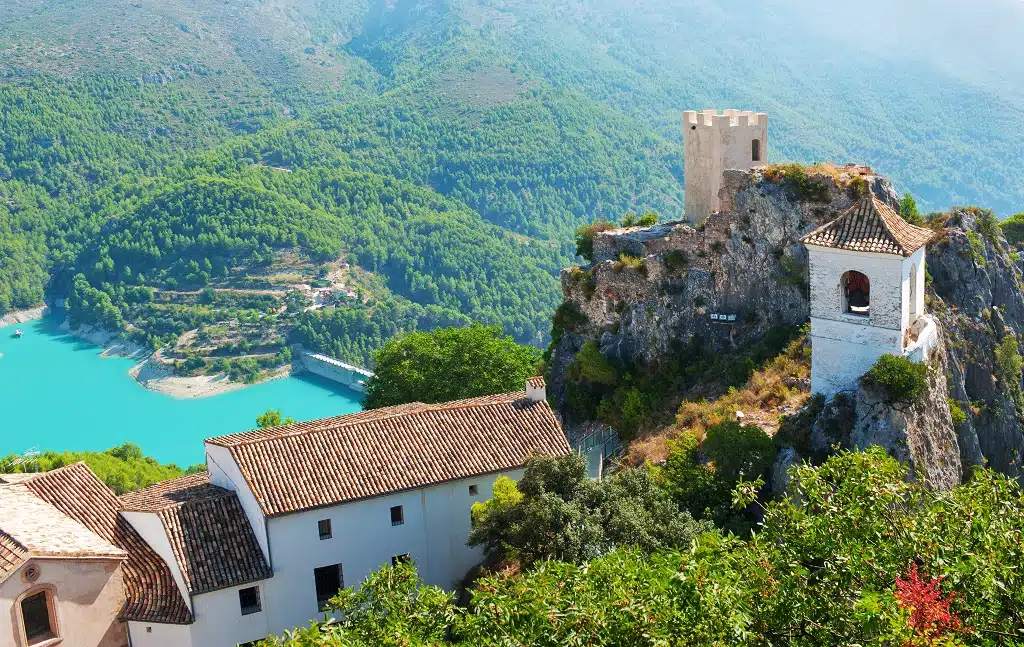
[683,109,768,224]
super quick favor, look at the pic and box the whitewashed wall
[260,469,522,637]
[205,444,270,562]
[119,511,192,614]
[807,245,929,398]
[189,582,270,647]
[126,621,192,647]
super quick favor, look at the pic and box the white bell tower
[801,196,937,398]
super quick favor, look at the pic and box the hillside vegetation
[2,0,1022,373]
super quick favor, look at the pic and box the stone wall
[298,351,373,393]
[683,110,768,224]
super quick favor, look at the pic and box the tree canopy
[363,325,543,409]
[260,448,1024,647]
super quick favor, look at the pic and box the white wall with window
[125,581,270,647]
[806,244,930,398]
[258,470,521,637]
[1,558,127,647]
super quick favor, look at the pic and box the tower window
[842,271,870,316]
[751,138,761,162]
[390,505,404,526]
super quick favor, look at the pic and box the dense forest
[2,0,1022,371]
[259,448,1024,646]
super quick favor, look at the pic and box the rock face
[927,208,1024,480]
[550,167,890,409]
[550,167,1024,486]
[849,326,961,489]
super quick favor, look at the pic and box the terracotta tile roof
[121,473,271,595]
[19,464,193,624]
[801,196,935,257]
[0,530,29,580]
[119,472,226,512]
[207,392,571,517]
[0,484,126,572]
[527,376,546,389]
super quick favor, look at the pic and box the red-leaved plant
[894,562,967,645]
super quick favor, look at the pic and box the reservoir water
[0,317,363,466]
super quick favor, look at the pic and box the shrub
[702,420,776,483]
[948,398,967,425]
[1000,212,1024,246]
[763,163,831,202]
[663,249,689,272]
[862,354,928,403]
[637,211,659,227]
[976,208,1001,243]
[616,253,645,274]
[965,231,986,266]
[576,341,617,385]
[994,334,1022,390]
[574,220,616,262]
[551,301,588,338]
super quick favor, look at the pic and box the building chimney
[526,376,546,403]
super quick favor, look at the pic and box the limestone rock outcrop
[550,166,893,416]
[849,327,961,489]
[927,208,1024,480]
[549,166,1024,487]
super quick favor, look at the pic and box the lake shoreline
[0,304,50,328]
[0,317,364,465]
[63,321,291,400]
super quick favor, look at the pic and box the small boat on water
[13,329,23,338]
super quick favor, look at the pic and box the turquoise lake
[0,317,363,466]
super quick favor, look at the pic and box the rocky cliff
[928,208,1024,480]
[550,165,890,414]
[549,166,1024,486]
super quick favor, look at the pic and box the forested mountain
[2,0,1022,366]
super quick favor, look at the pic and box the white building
[802,196,938,398]
[1,378,569,647]
[683,109,768,224]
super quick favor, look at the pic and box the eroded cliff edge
[549,166,1024,486]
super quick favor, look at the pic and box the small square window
[468,484,478,496]
[318,518,332,540]
[390,505,404,526]
[391,553,411,566]
[238,586,261,616]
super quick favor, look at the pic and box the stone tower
[801,196,937,399]
[683,109,768,224]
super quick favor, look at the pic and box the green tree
[259,562,455,647]
[256,409,295,429]
[0,443,196,494]
[364,325,542,409]
[901,192,923,225]
[468,453,703,567]
[1000,212,1024,246]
